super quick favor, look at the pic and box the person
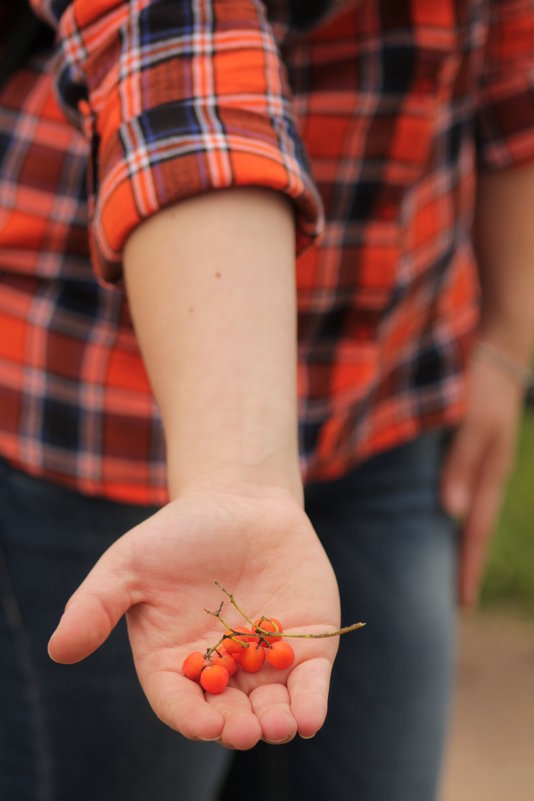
[1,2,533,800]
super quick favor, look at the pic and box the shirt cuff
[86,102,323,283]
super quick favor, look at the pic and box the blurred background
[441,402,534,800]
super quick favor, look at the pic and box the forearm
[441,164,534,603]
[123,188,302,502]
[51,194,341,745]
[475,163,534,365]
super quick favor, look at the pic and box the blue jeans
[0,458,230,801]
[220,430,458,801]
[0,430,457,801]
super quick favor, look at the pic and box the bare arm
[441,164,534,605]
[48,188,340,748]
[123,188,302,501]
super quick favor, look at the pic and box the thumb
[48,537,137,664]
[440,421,485,519]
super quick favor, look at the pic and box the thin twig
[276,622,366,639]
[213,581,365,639]
[214,580,255,626]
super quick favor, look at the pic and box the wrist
[473,338,533,392]
[167,462,304,507]
[478,310,534,364]
[163,383,303,504]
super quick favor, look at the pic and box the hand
[440,352,525,606]
[47,486,340,749]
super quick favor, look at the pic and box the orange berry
[266,641,295,669]
[182,651,206,681]
[200,664,229,694]
[232,643,256,665]
[223,627,254,654]
[210,649,238,676]
[253,616,283,645]
[239,641,266,672]
[230,644,247,664]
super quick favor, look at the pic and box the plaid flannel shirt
[1,0,534,504]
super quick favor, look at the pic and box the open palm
[48,490,341,749]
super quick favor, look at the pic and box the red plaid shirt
[1,0,534,504]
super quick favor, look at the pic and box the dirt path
[440,611,534,801]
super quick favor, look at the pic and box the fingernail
[265,734,295,745]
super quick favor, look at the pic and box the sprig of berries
[182,581,365,695]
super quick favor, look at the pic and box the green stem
[203,582,366,660]
[204,636,226,661]
[275,622,366,639]
[214,580,255,626]
[203,606,233,631]
[203,606,253,650]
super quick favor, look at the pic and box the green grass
[480,408,534,618]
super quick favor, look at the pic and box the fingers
[441,421,484,520]
[459,443,507,606]
[141,670,226,741]
[178,664,328,747]
[133,646,260,746]
[142,657,328,747]
[249,683,298,744]
[48,538,137,664]
[287,657,332,738]
[205,687,263,749]
[441,418,512,608]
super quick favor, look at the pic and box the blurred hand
[48,486,340,749]
[440,353,525,606]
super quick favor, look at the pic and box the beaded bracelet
[474,340,533,391]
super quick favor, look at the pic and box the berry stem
[204,636,227,661]
[213,581,365,639]
[184,584,366,688]
[214,580,256,626]
[203,606,252,649]
[275,622,366,639]
[203,605,233,631]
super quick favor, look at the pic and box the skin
[48,188,341,749]
[47,490,340,748]
[48,162,534,747]
[441,164,534,606]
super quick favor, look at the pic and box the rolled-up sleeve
[37,0,322,281]
[476,0,534,170]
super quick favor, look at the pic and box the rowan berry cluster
[181,582,365,695]
[183,616,295,694]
